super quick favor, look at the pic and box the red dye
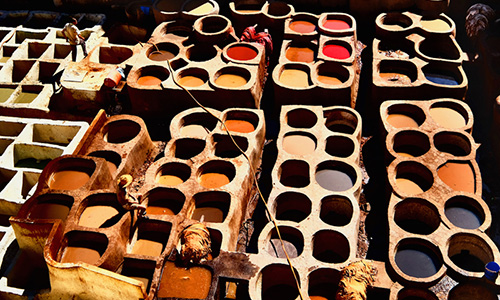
[289,20,316,33]
[322,44,350,60]
[227,46,258,61]
[323,19,350,30]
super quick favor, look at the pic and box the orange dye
[158,262,212,299]
[49,170,90,190]
[224,120,255,133]
[199,173,230,188]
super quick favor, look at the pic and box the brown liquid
[149,50,176,61]
[380,72,412,84]
[78,206,119,228]
[199,173,230,188]
[180,125,210,137]
[395,178,424,195]
[386,114,419,128]
[192,207,224,222]
[317,74,342,85]
[146,206,175,215]
[429,107,465,129]
[60,246,101,265]
[285,47,314,63]
[224,120,255,133]
[132,239,163,256]
[178,75,205,87]
[157,175,184,186]
[14,92,38,104]
[158,262,212,299]
[279,69,309,88]
[283,135,316,155]
[29,203,70,220]
[438,162,475,193]
[215,74,247,88]
[137,76,162,86]
[49,170,90,190]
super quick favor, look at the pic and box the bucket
[104,67,125,88]
[485,261,499,281]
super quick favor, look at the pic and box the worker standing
[61,17,88,62]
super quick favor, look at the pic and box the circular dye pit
[421,19,451,32]
[178,75,205,87]
[199,172,230,188]
[323,19,350,30]
[438,162,475,193]
[445,204,482,229]
[224,120,255,133]
[286,46,315,63]
[215,74,247,88]
[316,169,353,192]
[137,76,162,86]
[149,50,176,61]
[49,170,90,190]
[289,20,316,33]
[279,69,310,88]
[429,107,465,128]
[180,124,210,137]
[283,135,316,155]
[395,246,441,278]
[157,175,184,186]
[387,113,419,128]
[322,44,350,60]
[227,45,258,61]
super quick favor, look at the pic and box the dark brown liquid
[158,261,212,298]
[149,50,176,61]
[192,207,224,222]
[29,203,70,220]
[60,246,101,265]
[49,170,90,190]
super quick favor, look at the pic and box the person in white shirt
[61,17,88,61]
